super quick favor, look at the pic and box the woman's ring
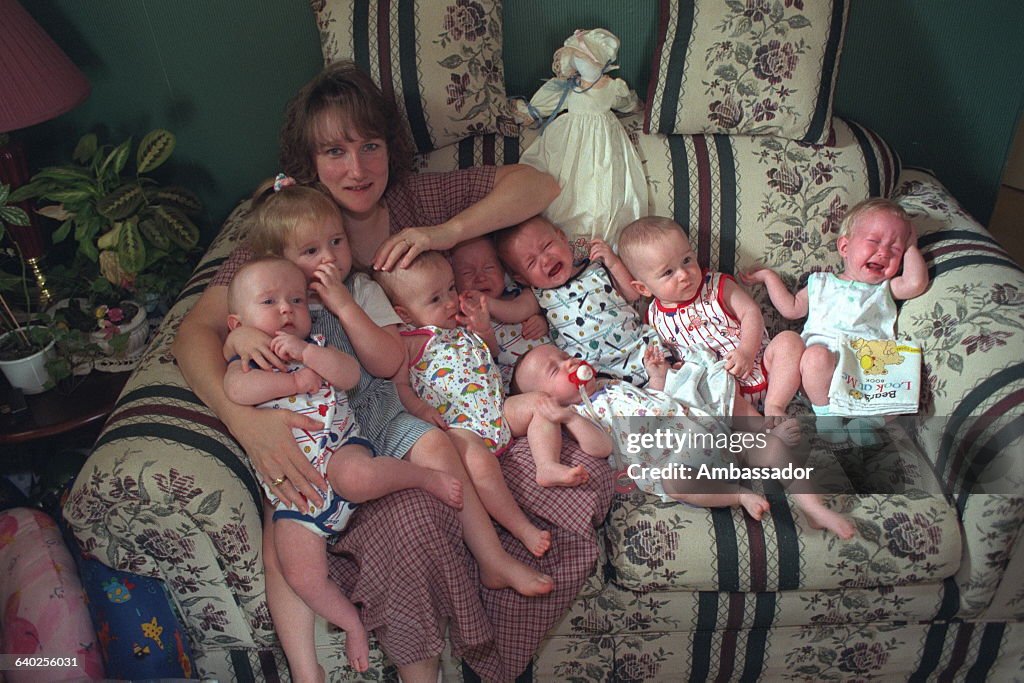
[270,476,286,486]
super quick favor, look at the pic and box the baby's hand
[414,401,449,430]
[520,313,549,340]
[457,290,491,334]
[534,393,573,424]
[738,268,772,287]
[906,222,919,250]
[226,326,286,371]
[310,263,354,313]
[270,331,309,363]
[292,367,323,395]
[588,239,620,267]
[643,343,670,382]
[724,348,754,379]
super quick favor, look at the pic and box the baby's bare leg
[800,344,837,408]
[448,428,551,557]
[731,392,801,445]
[262,506,323,683]
[504,394,589,487]
[663,479,770,520]
[406,429,554,596]
[743,434,855,540]
[763,331,803,418]
[274,520,370,674]
[330,443,462,509]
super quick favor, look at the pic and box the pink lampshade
[0,0,91,133]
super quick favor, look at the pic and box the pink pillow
[0,508,104,681]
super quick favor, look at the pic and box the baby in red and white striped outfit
[618,216,804,422]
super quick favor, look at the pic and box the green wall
[21,1,1024,243]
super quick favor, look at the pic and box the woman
[174,61,610,682]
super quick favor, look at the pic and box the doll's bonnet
[552,29,620,80]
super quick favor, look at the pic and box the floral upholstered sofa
[64,1,1024,680]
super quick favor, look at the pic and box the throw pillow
[644,0,849,144]
[313,0,516,154]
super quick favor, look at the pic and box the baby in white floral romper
[375,251,613,557]
[495,215,657,385]
[514,343,856,539]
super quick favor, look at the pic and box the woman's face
[312,111,390,219]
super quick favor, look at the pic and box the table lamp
[0,0,91,307]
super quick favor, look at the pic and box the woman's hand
[373,225,456,272]
[234,406,328,510]
[225,326,286,372]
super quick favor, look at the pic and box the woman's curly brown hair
[278,60,414,191]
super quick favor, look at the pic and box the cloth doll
[516,29,648,255]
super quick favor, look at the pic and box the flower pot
[91,301,148,358]
[0,328,55,395]
[50,299,149,359]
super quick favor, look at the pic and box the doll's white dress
[520,77,648,248]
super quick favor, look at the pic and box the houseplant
[10,128,203,364]
[0,182,55,394]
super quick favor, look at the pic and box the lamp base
[25,256,52,309]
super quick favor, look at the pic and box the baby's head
[374,251,459,329]
[512,344,594,406]
[837,198,913,284]
[618,216,703,305]
[227,257,312,339]
[248,180,354,283]
[494,215,575,289]
[450,236,506,298]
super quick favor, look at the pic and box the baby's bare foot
[480,558,555,596]
[798,497,856,540]
[769,417,802,446]
[344,625,370,673]
[536,462,589,488]
[516,526,552,558]
[424,470,464,510]
[738,492,771,520]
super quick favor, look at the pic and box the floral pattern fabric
[645,0,849,143]
[315,0,516,153]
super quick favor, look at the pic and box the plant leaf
[37,205,72,221]
[99,138,132,179]
[137,129,176,173]
[97,183,145,220]
[52,219,73,243]
[0,205,29,227]
[148,186,202,215]
[73,133,98,164]
[138,215,170,249]
[116,219,146,274]
[153,205,199,249]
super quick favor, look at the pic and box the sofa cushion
[314,0,516,153]
[604,431,962,593]
[644,0,849,144]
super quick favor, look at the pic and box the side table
[0,371,131,496]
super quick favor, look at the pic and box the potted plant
[0,182,55,394]
[11,128,203,360]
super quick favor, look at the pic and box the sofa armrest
[63,202,278,650]
[894,169,1024,620]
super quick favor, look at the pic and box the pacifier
[569,361,637,494]
[568,361,595,387]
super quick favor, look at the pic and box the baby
[514,343,856,539]
[741,198,928,429]
[450,235,551,389]
[495,215,655,385]
[617,216,804,421]
[223,257,462,673]
[374,251,613,557]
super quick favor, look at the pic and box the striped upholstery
[644,0,848,144]
[315,0,516,153]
